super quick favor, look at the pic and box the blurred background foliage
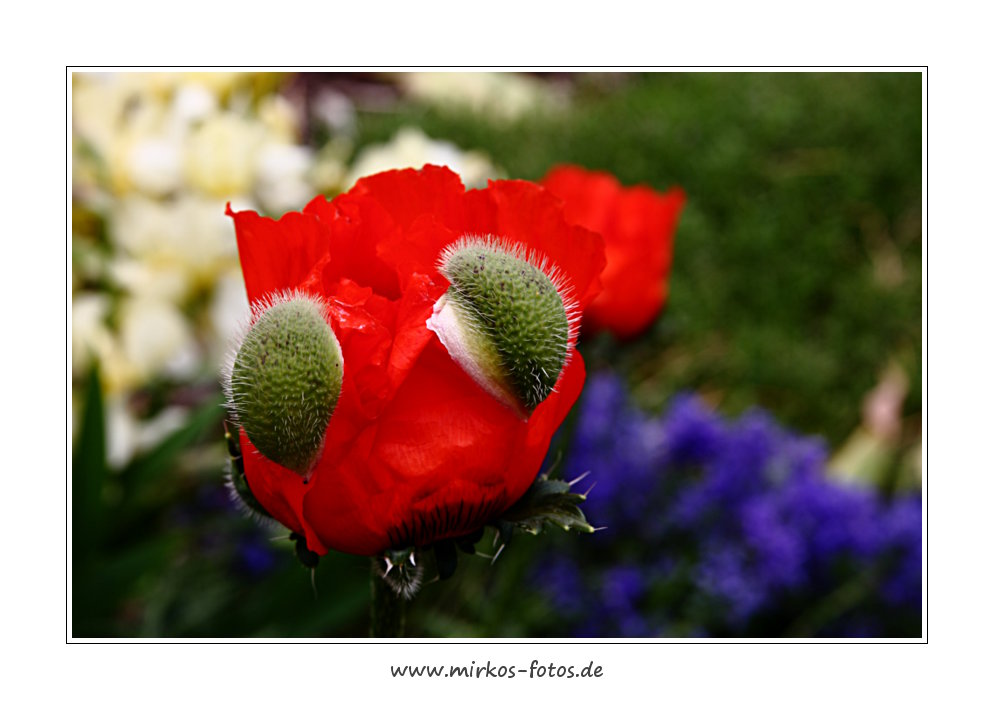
[71,71,921,637]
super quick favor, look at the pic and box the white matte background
[32,2,973,705]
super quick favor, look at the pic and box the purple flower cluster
[534,373,922,637]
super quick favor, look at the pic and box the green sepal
[223,421,273,521]
[435,239,573,415]
[368,471,597,598]
[230,296,343,474]
[498,472,597,538]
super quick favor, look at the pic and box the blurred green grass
[71,72,922,637]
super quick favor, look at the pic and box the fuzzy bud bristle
[428,237,576,417]
[226,294,343,475]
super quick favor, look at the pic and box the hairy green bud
[225,293,343,475]
[428,237,577,417]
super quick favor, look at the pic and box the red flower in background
[542,165,685,339]
[227,166,604,557]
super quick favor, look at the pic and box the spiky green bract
[498,472,597,537]
[439,240,571,414]
[229,295,343,475]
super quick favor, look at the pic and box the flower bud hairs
[222,291,344,479]
[427,236,580,419]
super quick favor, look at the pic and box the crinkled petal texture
[228,166,603,556]
[542,165,685,339]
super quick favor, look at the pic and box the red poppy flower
[226,166,605,557]
[542,165,685,339]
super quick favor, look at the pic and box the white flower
[107,194,242,300]
[105,395,190,469]
[172,196,243,285]
[105,394,140,469]
[255,143,316,215]
[72,74,139,158]
[73,73,270,197]
[108,258,190,303]
[169,83,219,129]
[400,72,568,122]
[122,137,184,196]
[72,293,115,375]
[71,293,138,394]
[184,113,267,197]
[346,127,499,189]
[103,96,173,196]
[119,297,200,381]
[256,94,300,143]
[71,72,345,466]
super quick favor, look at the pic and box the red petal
[340,166,471,288]
[350,165,469,231]
[239,429,328,555]
[301,342,587,555]
[226,203,330,304]
[305,195,403,299]
[542,166,685,338]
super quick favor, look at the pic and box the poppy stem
[370,560,406,637]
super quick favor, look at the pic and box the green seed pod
[428,237,578,417]
[224,293,343,475]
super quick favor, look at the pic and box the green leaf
[72,367,108,554]
[73,533,181,637]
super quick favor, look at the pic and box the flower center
[227,293,343,475]
[428,237,575,417]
